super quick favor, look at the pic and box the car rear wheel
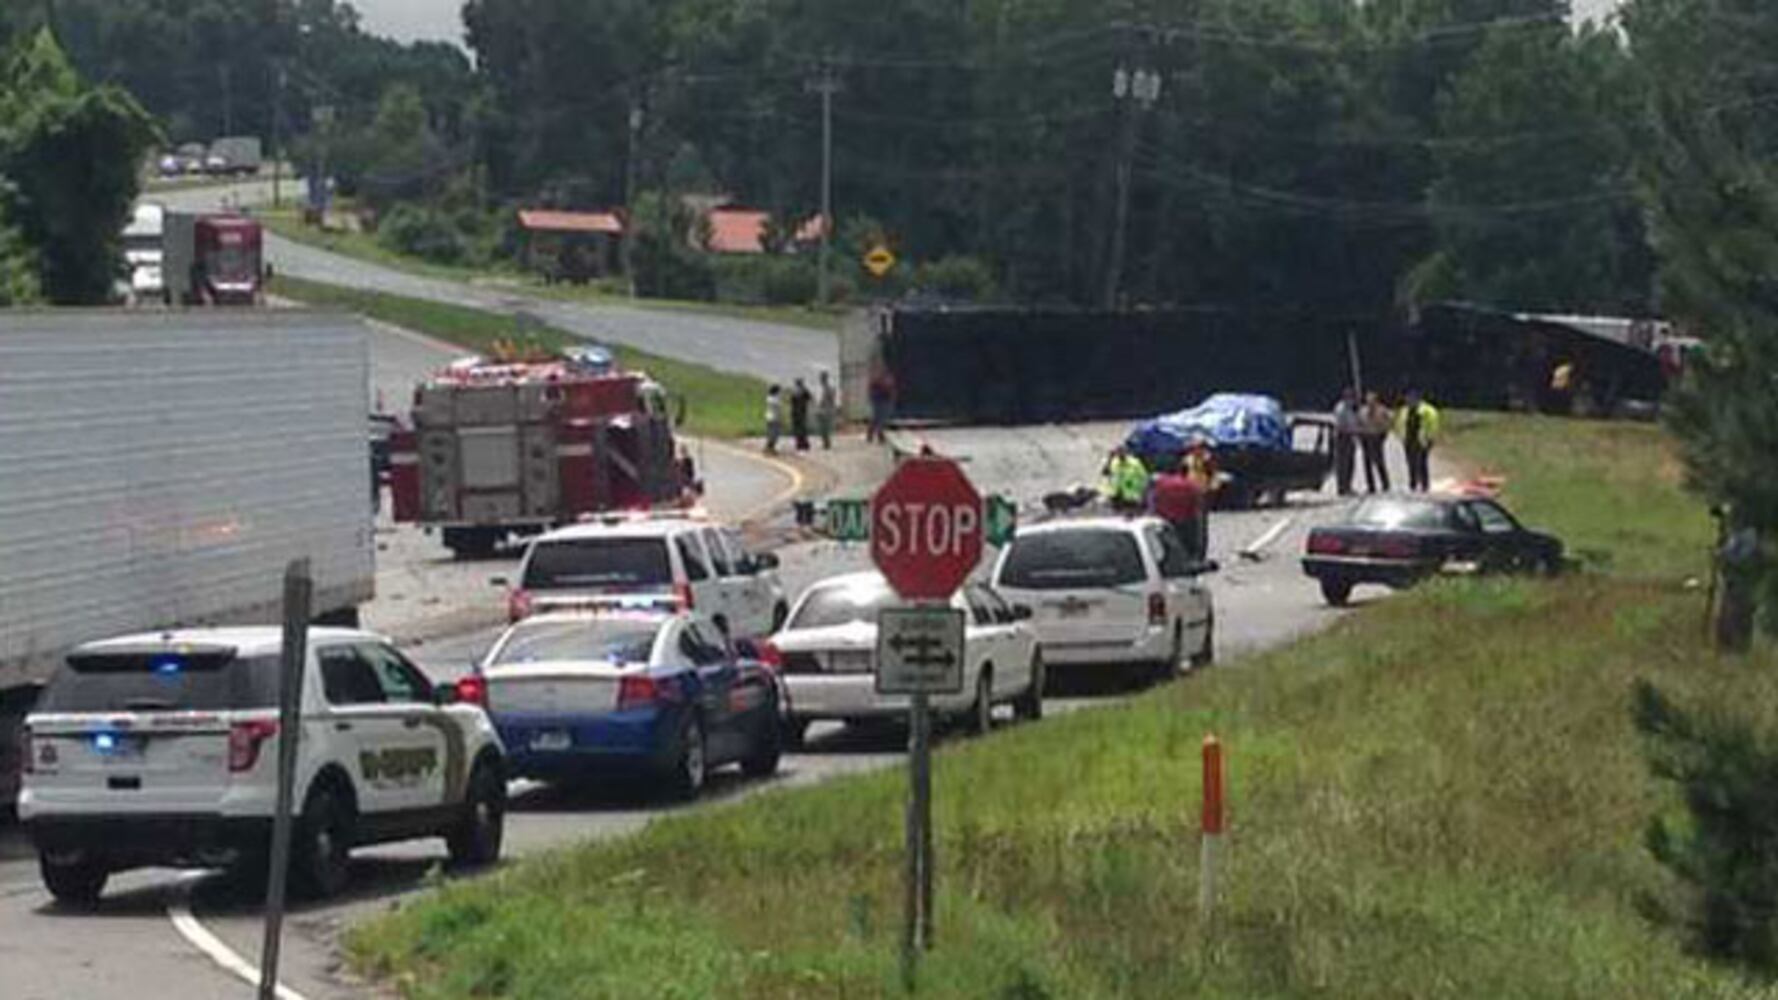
[446,759,506,869]
[292,783,354,900]
[781,717,810,750]
[39,853,108,907]
[666,717,708,801]
[1013,656,1045,722]
[1190,613,1216,668]
[1320,578,1354,607]
[967,669,994,736]
[741,715,783,779]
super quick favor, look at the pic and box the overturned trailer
[844,301,1670,427]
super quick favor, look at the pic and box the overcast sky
[347,0,1623,46]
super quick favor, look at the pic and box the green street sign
[824,499,871,543]
[986,494,1018,547]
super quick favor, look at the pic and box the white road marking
[1240,515,1297,560]
[167,876,311,1000]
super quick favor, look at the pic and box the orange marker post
[1200,734,1226,920]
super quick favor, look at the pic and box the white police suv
[17,627,506,906]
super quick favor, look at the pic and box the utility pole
[806,62,842,306]
[623,99,643,298]
[1104,62,1161,311]
[271,64,286,207]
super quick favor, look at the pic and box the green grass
[261,206,844,334]
[272,275,766,441]
[348,415,1765,999]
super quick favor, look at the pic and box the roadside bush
[1635,679,1778,973]
[913,253,998,303]
[378,203,469,265]
[712,254,816,305]
[631,191,715,301]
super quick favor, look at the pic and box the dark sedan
[1302,493,1562,606]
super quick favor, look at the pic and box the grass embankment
[260,206,844,334]
[350,414,1775,999]
[272,275,766,441]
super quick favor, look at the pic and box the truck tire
[312,606,360,629]
[40,853,108,908]
[446,759,506,869]
[443,527,500,560]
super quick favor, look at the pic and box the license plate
[92,733,143,760]
[529,730,571,752]
[1056,603,1091,619]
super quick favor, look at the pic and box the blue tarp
[1125,393,1291,465]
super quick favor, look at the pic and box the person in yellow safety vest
[1100,447,1151,515]
[1183,439,1218,494]
[1393,389,1442,493]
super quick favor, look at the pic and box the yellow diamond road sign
[864,245,896,277]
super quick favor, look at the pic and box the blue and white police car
[475,607,783,798]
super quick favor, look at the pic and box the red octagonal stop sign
[871,457,985,601]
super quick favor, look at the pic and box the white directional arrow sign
[876,606,966,695]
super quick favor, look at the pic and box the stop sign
[871,457,984,601]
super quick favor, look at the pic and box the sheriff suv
[18,628,507,906]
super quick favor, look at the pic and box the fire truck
[387,347,688,557]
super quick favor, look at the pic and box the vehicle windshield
[1347,498,1453,531]
[790,577,900,630]
[37,650,281,713]
[488,618,661,667]
[523,538,672,589]
[204,247,254,282]
[998,529,1146,590]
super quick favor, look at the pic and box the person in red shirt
[1150,460,1207,559]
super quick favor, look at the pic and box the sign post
[870,457,984,986]
[260,560,311,1000]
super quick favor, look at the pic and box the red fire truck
[387,348,689,557]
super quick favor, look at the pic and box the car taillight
[618,674,659,710]
[752,640,784,670]
[1148,593,1167,626]
[1307,533,1346,555]
[674,583,695,610]
[228,720,278,773]
[507,588,533,622]
[456,675,488,708]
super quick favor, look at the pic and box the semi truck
[388,347,688,557]
[0,311,377,811]
[163,212,264,306]
[204,136,263,176]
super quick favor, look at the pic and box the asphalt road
[0,186,1456,999]
[152,179,839,387]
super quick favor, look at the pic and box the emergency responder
[1359,390,1392,493]
[1332,387,1361,496]
[1101,447,1150,515]
[790,378,813,451]
[764,385,784,454]
[1183,439,1217,554]
[868,364,897,443]
[1150,459,1207,559]
[816,370,838,450]
[1395,389,1441,492]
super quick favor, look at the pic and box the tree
[0,28,156,304]
[1413,21,1651,313]
[1624,0,1778,646]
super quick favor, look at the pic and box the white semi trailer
[0,311,377,808]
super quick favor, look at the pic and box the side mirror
[754,552,781,571]
[433,681,459,705]
[489,576,510,588]
[1011,604,1034,621]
